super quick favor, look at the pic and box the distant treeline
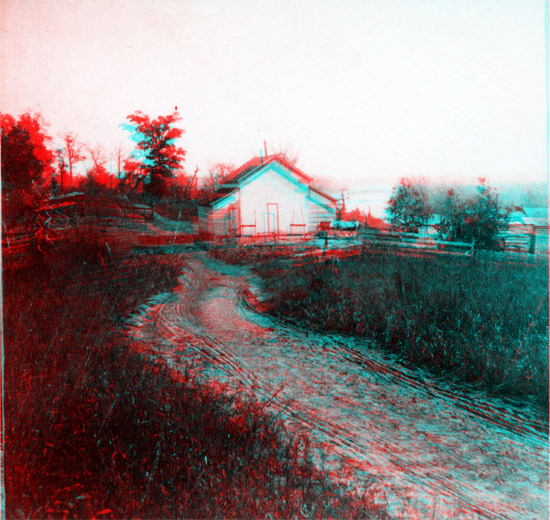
[423,181,549,210]
[492,182,549,208]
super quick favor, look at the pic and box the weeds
[3,232,388,518]
[252,248,549,407]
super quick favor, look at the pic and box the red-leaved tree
[1,112,54,194]
[121,111,186,199]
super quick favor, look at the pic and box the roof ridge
[214,155,336,204]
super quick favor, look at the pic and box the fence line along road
[359,230,475,256]
[232,228,540,266]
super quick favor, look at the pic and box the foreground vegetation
[3,234,388,519]
[215,246,549,408]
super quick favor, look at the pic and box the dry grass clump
[260,250,549,407]
[209,243,304,265]
[3,232,388,519]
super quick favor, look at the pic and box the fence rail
[358,229,540,256]
[359,230,475,255]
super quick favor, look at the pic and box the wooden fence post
[395,270,405,302]
[529,232,536,255]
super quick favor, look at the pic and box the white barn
[199,156,337,241]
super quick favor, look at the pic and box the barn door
[265,203,279,237]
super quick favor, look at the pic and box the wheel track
[126,253,549,520]
[241,297,548,447]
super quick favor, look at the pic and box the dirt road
[127,253,549,519]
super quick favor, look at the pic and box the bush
[386,178,431,233]
[154,198,198,221]
[435,181,509,249]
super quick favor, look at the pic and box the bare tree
[210,162,233,186]
[184,165,200,200]
[112,145,128,180]
[55,148,67,194]
[88,145,107,171]
[337,187,349,220]
[269,144,299,166]
[60,133,86,188]
[199,162,234,202]
[87,145,110,188]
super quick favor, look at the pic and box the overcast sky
[1,0,548,190]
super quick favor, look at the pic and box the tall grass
[3,233,388,519]
[256,249,549,407]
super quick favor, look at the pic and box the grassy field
[3,233,388,519]
[213,246,549,408]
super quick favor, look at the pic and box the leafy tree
[433,188,465,241]
[1,112,54,193]
[386,178,431,233]
[341,207,367,224]
[116,156,142,195]
[164,170,190,200]
[121,110,186,198]
[436,179,510,249]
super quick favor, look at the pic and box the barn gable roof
[509,207,549,229]
[223,155,313,186]
[309,185,338,204]
[207,156,337,209]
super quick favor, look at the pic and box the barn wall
[208,205,237,238]
[199,195,238,239]
[204,162,336,239]
[197,206,211,236]
[238,163,308,235]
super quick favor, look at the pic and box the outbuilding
[199,156,337,242]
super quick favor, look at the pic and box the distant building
[199,156,337,241]
[505,207,549,253]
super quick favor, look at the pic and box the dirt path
[127,253,549,519]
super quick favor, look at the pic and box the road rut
[126,253,549,519]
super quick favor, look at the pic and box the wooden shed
[199,156,337,242]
